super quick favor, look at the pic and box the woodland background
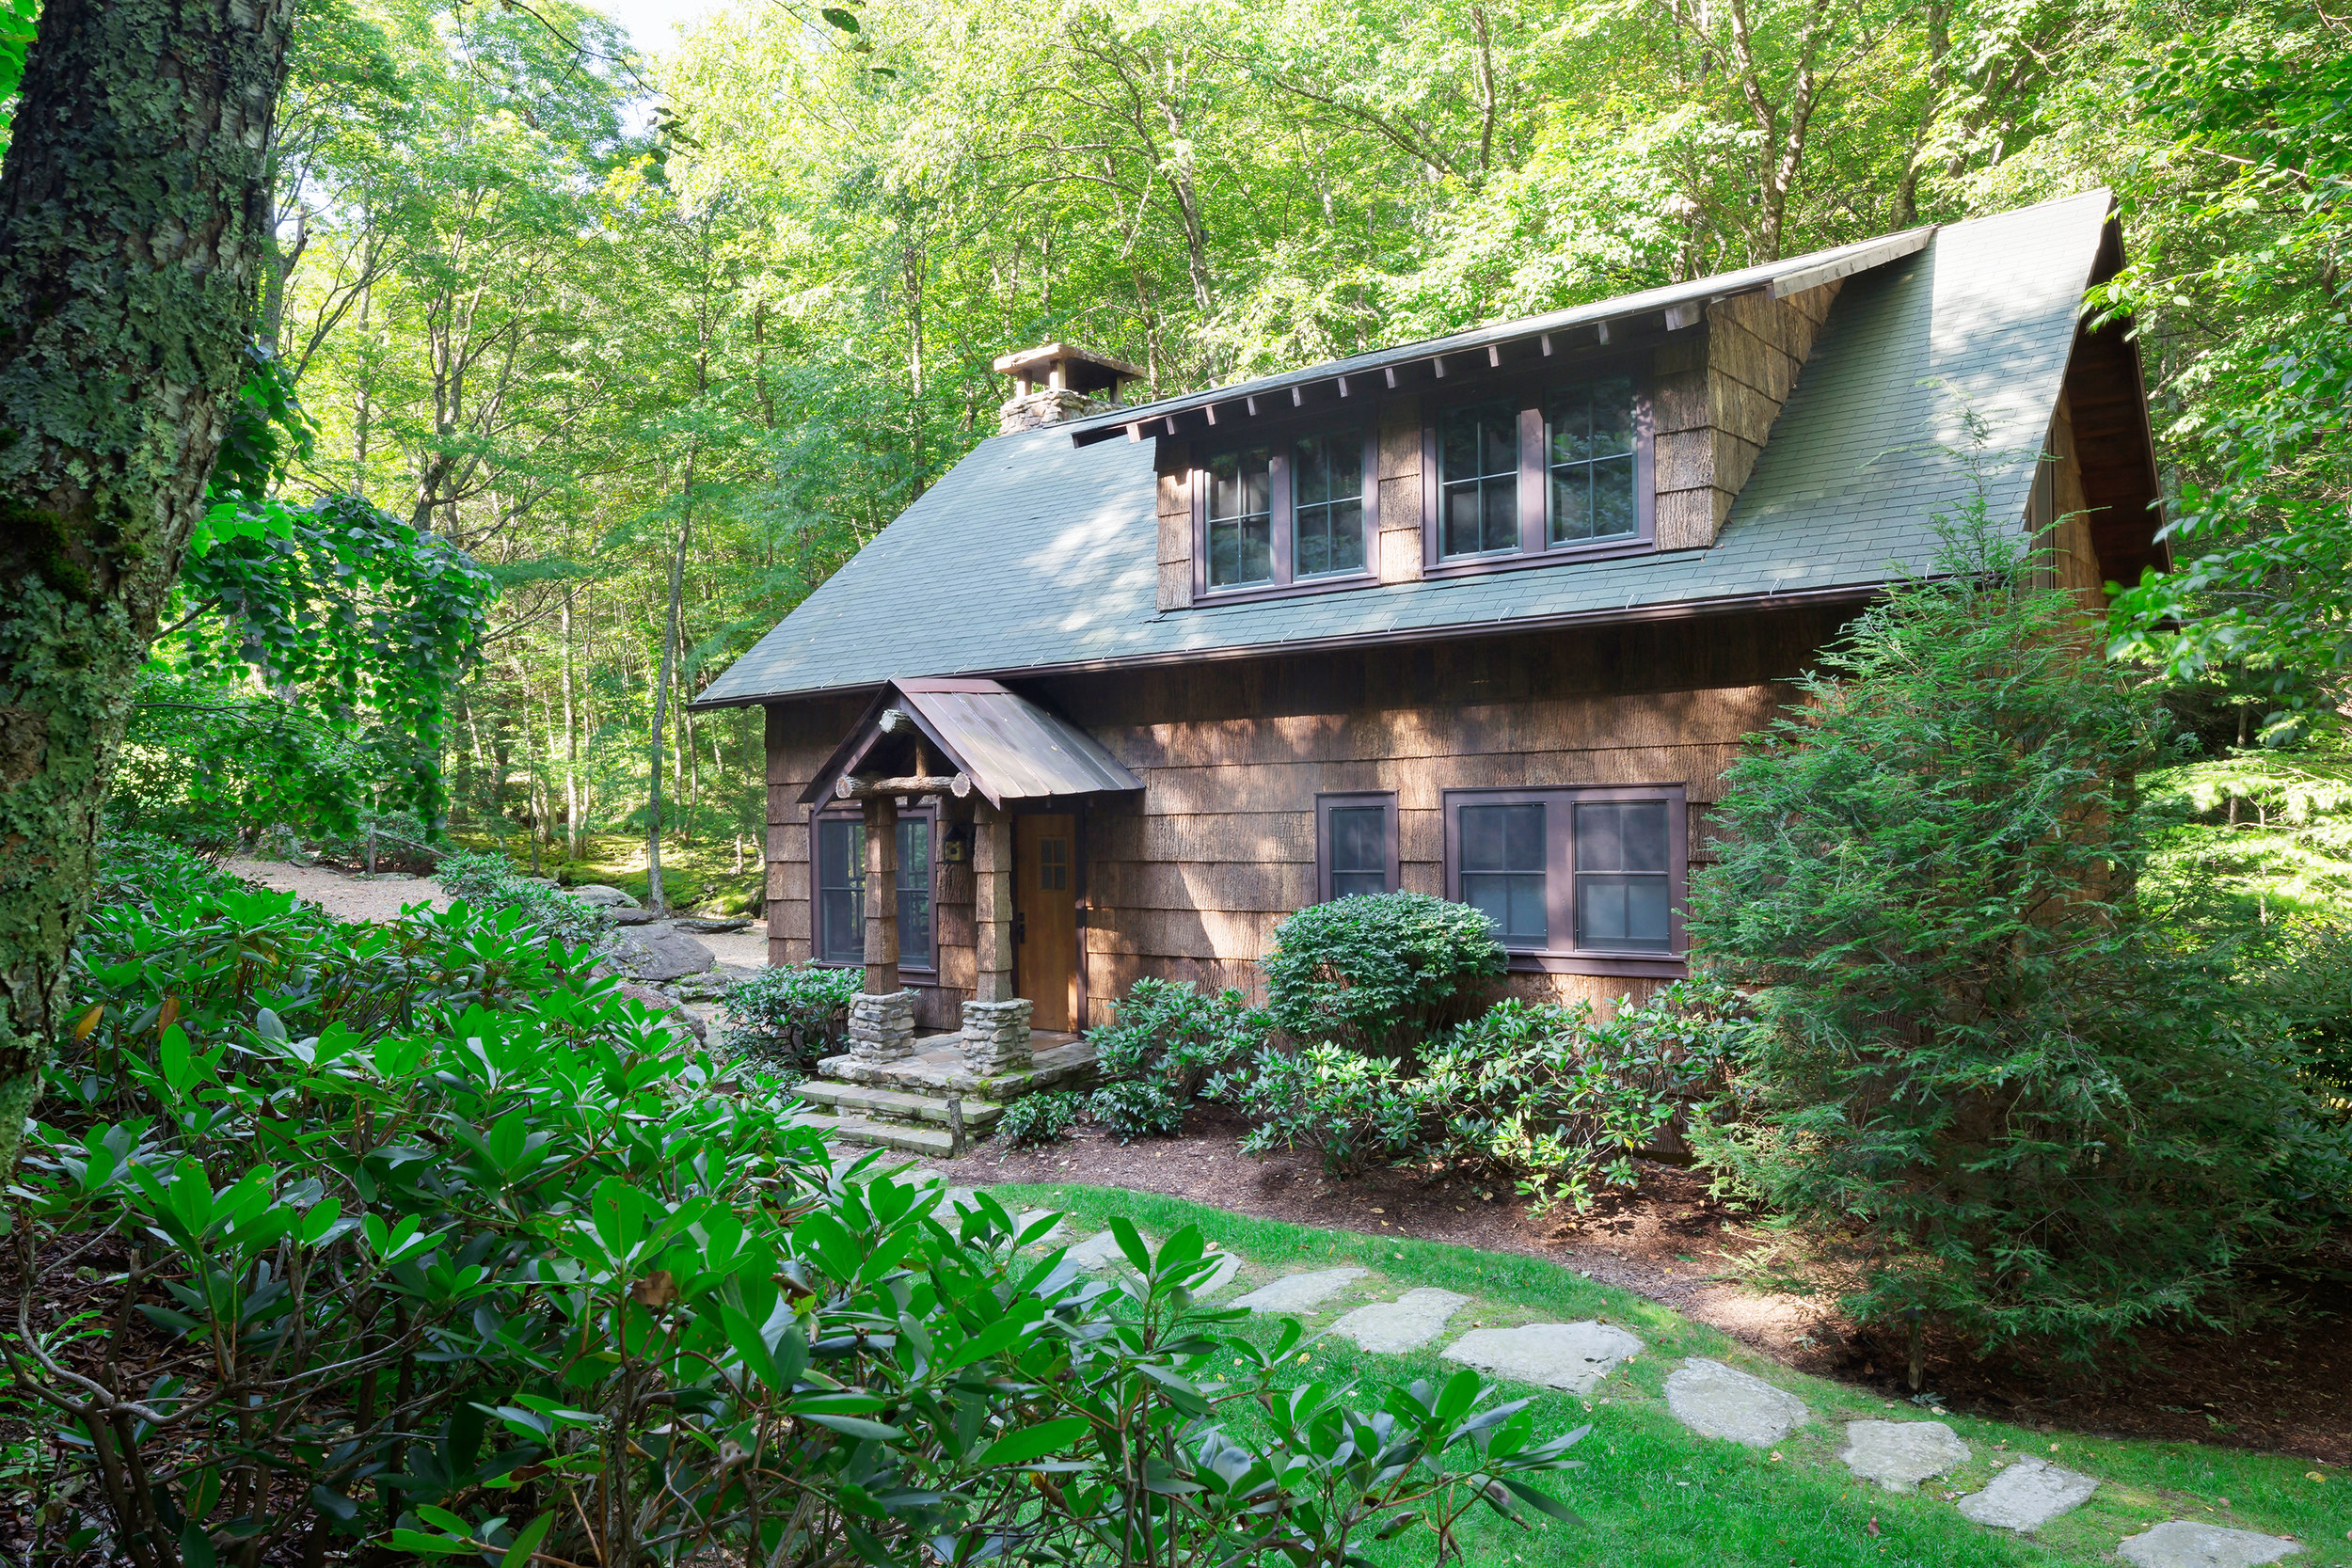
[102,0,2352,912]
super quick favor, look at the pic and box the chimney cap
[991,342,1144,395]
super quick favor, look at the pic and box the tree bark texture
[0,0,297,1171]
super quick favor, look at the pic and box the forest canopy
[91,0,2350,891]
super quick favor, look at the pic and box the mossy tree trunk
[0,0,297,1171]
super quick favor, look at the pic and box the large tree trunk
[0,0,297,1172]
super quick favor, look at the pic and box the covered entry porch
[787,678,1140,1151]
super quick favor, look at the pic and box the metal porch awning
[798,677,1142,810]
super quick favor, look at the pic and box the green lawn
[982,1183,2349,1568]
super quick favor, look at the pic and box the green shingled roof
[695,191,2114,708]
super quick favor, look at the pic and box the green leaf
[975,1415,1090,1467]
[821,7,860,29]
[501,1511,553,1568]
[799,1412,904,1442]
[1495,1476,1582,1524]
[1108,1215,1152,1275]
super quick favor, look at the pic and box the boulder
[611,907,660,926]
[571,884,641,909]
[674,915,752,934]
[608,924,717,983]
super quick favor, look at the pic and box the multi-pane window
[1443,786,1683,963]
[898,816,933,968]
[816,817,864,964]
[1293,433,1366,578]
[1038,833,1069,891]
[813,811,936,970]
[1197,432,1373,596]
[1206,446,1274,588]
[1439,399,1521,557]
[1316,793,1397,901]
[1456,801,1548,942]
[1546,375,1638,545]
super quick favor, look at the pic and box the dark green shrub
[1089,1079,1186,1142]
[997,1088,1086,1147]
[1413,983,1743,1212]
[1260,892,1505,1059]
[1217,1041,1422,1175]
[17,875,1597,1567]
[1083,976,1264,1137]
[719,962,862,1068]
[435,845,612,952]
[1686,519,2352,1356]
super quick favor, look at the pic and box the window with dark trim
[1195,428,1375,598]
[1441,784,1686,972]
[1315,792,1399,902]
[811,806,937,972]
[1424,368,1654,572]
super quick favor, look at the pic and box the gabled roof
[800,679,1143,809]
[696,191,2119,710]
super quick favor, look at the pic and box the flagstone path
[847,1160,2311,1563]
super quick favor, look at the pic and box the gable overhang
[1062,226,1935,449]
[797,677,1144,810]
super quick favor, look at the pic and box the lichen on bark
[0,0,298,1173]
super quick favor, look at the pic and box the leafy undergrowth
[993,1185,2352,1568]
[446,831,763,913]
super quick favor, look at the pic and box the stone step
[791,1109,959,1158]
[796,1080,1006,1128]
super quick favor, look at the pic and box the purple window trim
[1314,791,1401,904]
[1192,424,1379,603]
[806,800,942,974]
[1439,783,1689,965]
[1422,360,1657,573]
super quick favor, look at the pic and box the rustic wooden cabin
[690,190,2162,1147]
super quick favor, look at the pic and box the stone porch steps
[795,1080,1006,1128]
[789,1109,958,1158]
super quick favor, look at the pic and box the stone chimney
[993,343,1144,435]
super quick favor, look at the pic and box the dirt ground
[948,1105,2352,1466]
[227,857,771,968]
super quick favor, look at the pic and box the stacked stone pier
[788,751,1095,1155]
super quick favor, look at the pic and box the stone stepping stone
[1441,1322,1643,1394]
[2117,1521,2304,1567]
[1193,1249,1242,1294]
[1956,1456,2098,1532]
[1334,1290,1470,1354]
[1229,1268,1370,1315]
[1062,1229,1130,1271]
[1838,1419,1969,1493]
[1662,1357,1808,1447]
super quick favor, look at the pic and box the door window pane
[897,816,932,969]
[816,817,865,963]
[1327,804,1389,898]
[1039,834,1069,890]
[1439,400,1520,557]
[1458,802,1547,943]
[1207,447,1274,587]
[1293,432,1366,578]
[1573,800,1670,951]
[1547,374,1638,545]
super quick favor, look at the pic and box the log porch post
[862,794,898,996]
[973,801,1015,1003]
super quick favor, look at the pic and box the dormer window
[1194,428,1375,597]
[1423,368,1653,573]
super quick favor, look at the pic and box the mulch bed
[944,1104,2352,1466]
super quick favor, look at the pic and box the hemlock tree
[1688,518,2351,1362]
[0,0,297,1170]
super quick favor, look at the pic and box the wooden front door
[1014,813,1078,1032]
